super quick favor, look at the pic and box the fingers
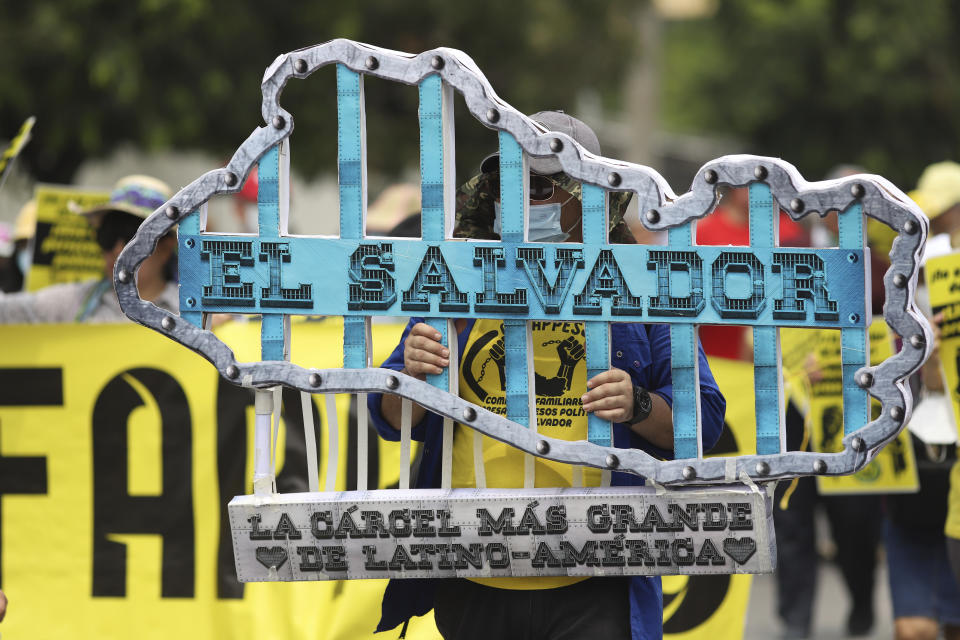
[404,323,449,377]
[586,368,629,390]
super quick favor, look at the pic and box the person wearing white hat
[0,175,178,323]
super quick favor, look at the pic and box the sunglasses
[491,171,556,201]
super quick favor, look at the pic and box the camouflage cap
[453,171,635,244]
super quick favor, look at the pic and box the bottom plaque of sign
[229,484,775,581]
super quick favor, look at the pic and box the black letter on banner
[772,253,839,321]
[474,247,527,313]
[92,368,193,597]
[647,250,704,317]
[710,252,765,319]
[573,250,644,315]
[216,384,316,598]
[0,367,56,584]
[401,246,468,312]
[348,243,397,310]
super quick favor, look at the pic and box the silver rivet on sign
[165,205,179,220]
[682,466,696,480]
[486,108,500,123]
[185,238,195,248]
[847,252,858,263]
[605,454,619,469]
[704,169,718,184]
[850,183,866,198]
[848,313,860,324]
[754,165,768,180]
[117,269,130,284]
[294,58,308,74]
[813,459,827,474]
[549,138,563,153]
[226,365,239,379]
[607,172,622,187]
[903,219,918,235]
[185,297,196,307]
[308,373,321,387]
[365,56,379,70]
[536,440,550,455]
[909,333,925,349]
[755,461,770,476]
[851,436,865,451]
[386,375,399,390]
[272,115,286,129]
[856,371,874,388]
[892,273,907,288]
[224,172,238,187]
[890,406,905,422]
[462,407,477,422]
[645,209,660,224]
[430,55,445,70]
[161,316,175,331]
[789,198,804,213]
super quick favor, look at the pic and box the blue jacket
[368,318,726,640]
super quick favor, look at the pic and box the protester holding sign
[0,175,178,323]
[369,112,726,640]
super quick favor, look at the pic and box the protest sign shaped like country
[27,184,107,291]
[782,320,919,494]
[926,250,960,440]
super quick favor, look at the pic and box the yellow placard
[0,320,447,640]
[664,356,756,640]
[800,320,919,494]
[927,251,960,433]
[26,184,108,291]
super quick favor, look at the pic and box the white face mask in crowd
[494,194,579,243]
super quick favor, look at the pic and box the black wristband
[627,385,653,425]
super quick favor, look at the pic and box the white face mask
[495,194,579,242]
[16,248,31,276]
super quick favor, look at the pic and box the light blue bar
[258,145,280,239]
[670,324,700,459]
[418,74,450,388]
[581,183,606,245]
[258,143,285,360]
[842,328,869,435]
[178,211,202,328]
[498,132,525,243]
[668,223,699,459]
[418,74,445,243]
[839,201,868,435]
[336,64,364,241]
[337,64,368,370]
[503,319,529,428]
[261,315,285,361]
[749,182,781,454]
[425,318,449,390]
[585,322,611,447]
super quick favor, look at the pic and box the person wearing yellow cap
[0,175,178,323]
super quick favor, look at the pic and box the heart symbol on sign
[722,537,756,565]
[256,546,288,570]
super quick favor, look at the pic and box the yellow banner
[0,321,764,639]
[784,320,919,494]
[26,184,107,291]
[664,357,756,639]
[927,251,960,434]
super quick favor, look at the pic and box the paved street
[744,560,894,639]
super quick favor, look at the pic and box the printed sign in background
[0,322,759,639]
[26,184,107,291]
[927,251,960,434]
[783,320,919,495]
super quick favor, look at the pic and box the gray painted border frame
[115,38,931,486]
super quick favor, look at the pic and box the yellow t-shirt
[452,318,600,589]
